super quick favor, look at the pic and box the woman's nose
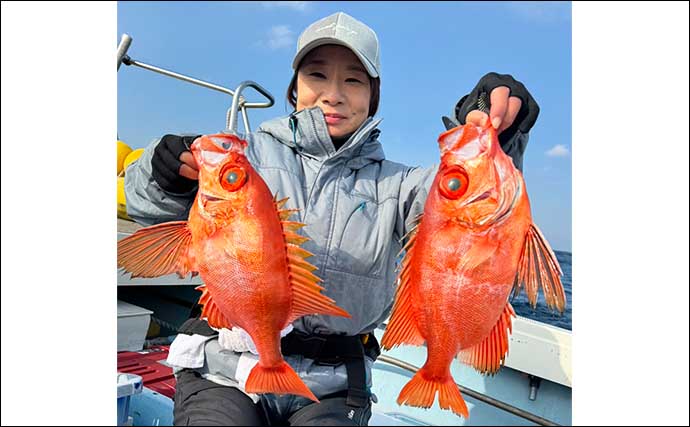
[321,81,345,105]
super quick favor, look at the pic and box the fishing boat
[116,34,572,426]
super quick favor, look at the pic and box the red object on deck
[117,346,176,399]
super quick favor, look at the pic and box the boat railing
[117,33,274,135]
[375,354,560,426]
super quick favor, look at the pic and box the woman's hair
[286,68,380,118]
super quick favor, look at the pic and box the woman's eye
[310,72,326,79]
[346,78,363,84]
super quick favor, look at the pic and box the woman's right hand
[151,134,201,194]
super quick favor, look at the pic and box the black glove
[442,72,540,146]
[151,134,201,194]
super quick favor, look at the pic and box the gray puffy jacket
[126,106,438,336]
[124,106,529,406]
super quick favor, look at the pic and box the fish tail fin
[245,361,318,403]
[397,368,469,418]
[438,377,470,419]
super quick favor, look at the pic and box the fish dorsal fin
[382,217,426,350]
[396,213,423,260]
[512,224,566,313]
[279,209,301,221]
[457,303,516,375]
[117,221,196,278]
[275,197,351,323]
[195,285,233,329]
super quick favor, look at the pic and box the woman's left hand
[465,86,522,134]
[443,72,540,139]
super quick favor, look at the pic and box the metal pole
[116,34,132,71]
[226,81,274,134]
[241,105,251,135]
[121,58,247,103]
[118,38,275,133]
[375,354,560,426]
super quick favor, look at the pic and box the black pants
[173,370,372,426]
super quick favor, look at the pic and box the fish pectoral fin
[457,303,515,375]
[117,221,196,278]
[381,246,425,349]
[511,224,566,313]
[458,238,498,272]
[195,285,233,329]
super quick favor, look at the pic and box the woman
[125,11,539,426]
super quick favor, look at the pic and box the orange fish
[117,133,350,402]
[381,121,566,418]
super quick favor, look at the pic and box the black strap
[280,330,380,408]
[177,312,379,408]
[177,303,218,337]
[343,349,369,407]
[178,317,218,337]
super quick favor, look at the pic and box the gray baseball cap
[292,12,380,78]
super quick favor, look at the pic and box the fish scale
[381,121,566,419]
[117,133,351,402]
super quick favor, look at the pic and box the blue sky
[117,1,572,251]
[3,4,688,424]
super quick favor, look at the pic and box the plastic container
[117,346,177,398]
[117,373,143,426]
[118,300,153,351]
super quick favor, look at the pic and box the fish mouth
[469,180,521,227]
[200,193,224,203]
[466,190,492,205]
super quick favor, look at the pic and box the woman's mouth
[324,113,346,125]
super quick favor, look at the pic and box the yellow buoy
[117,176,131,220]
[117,140,132,175]
[123,148,145,173]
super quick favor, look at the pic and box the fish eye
[447,178,462,192]
[439,167,469,199]
[220,166,247,192]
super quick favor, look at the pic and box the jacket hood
[257,107,385,170]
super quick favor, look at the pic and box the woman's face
[296,45,372,138]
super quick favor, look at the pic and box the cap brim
[292,38,379,78]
